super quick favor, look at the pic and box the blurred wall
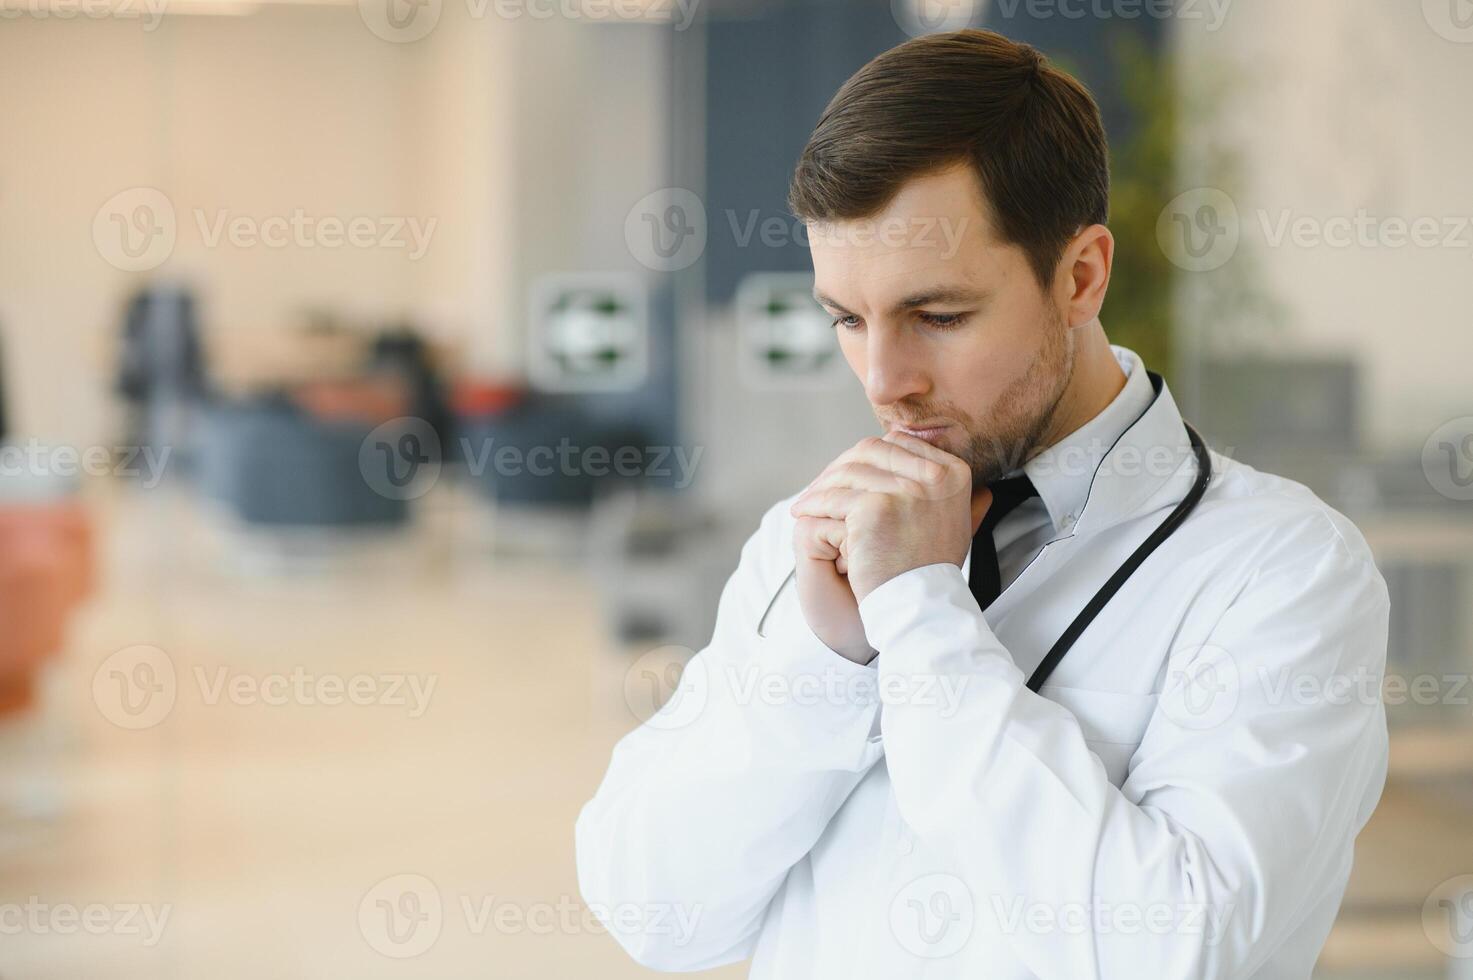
[0,10,672,450]
[1174,0,1473,451]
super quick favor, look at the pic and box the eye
[918,311,969,329]
[830,314,863,331]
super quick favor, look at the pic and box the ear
[1054,224,1114,329]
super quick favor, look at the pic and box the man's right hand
[792,515,874,665]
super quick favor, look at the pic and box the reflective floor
[0,488,1465,979]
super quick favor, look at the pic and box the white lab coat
[576,363,1389,979]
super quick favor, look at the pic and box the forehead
[806,164,1020,309]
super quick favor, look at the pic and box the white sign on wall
[528,273,649,393]
[734,272,845,391]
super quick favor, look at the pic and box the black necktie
[968,475,1040,612]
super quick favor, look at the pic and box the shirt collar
[1022,345,1156,534]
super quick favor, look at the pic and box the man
[577,29,1388,979]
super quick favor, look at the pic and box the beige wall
[1174,0,1473,450]
[0,8,669,447]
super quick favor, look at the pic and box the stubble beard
[954,307,1075,487]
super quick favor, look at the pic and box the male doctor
[577,29,1388,979]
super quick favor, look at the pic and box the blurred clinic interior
[2,0,1473,977]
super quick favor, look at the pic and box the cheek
[934,335,1014,418]
[836,330,866,376]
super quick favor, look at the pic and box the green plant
[1098,31,1177,381]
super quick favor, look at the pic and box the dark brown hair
[788,29,1110,289]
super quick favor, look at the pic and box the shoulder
[1198,452,1383,590]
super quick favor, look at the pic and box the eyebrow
[812,286,992,316]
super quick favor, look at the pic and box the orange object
[451,380,523,418]
[0,502,93,713]
[291,376,412,425]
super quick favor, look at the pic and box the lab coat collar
[1022,345,1155,535]
[1024,346,1196,541]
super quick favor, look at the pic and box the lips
[888,422,951,444]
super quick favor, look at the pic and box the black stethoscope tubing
[1024,420,1211,692]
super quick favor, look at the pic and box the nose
[861,324,930,408]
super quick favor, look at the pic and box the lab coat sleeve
[575,499,884,971]
[856,514,1389,979]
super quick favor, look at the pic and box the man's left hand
[790,432,988,603]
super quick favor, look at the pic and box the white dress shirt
[577,345,1390,979]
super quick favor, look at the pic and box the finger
[799,461,926,500]
[817,436,945,488]
[793,515,847,562]
[852,436,946,485]
[880,430,974,503]
[880,428,966,469]
[790,487,869,522]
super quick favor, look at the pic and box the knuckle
[916,459,945,486]
[867,493,898,519]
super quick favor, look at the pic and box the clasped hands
[789,432,992,664]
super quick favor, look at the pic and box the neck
[1036,321,1126,453]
